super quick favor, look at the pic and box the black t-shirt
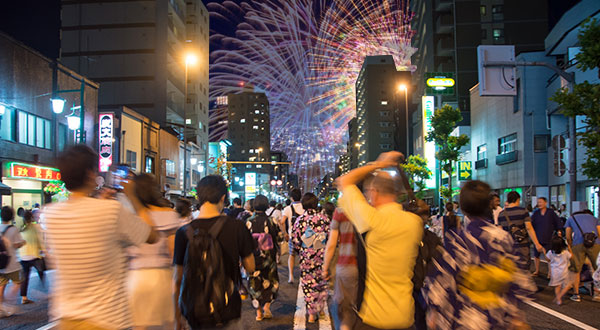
[173,216,254,325]
[229,207,244,220]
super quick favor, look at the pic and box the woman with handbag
[246,195,280,321]
[19,210,46,305]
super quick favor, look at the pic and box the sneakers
[570,294,581,302]
[593,291,600,302]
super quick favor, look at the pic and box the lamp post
[398,84,409,156]
[183,53,197,194]
[52,79,86,143]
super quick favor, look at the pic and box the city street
[1,256,599,330]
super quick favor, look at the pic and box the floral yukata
[291,210,330,315]
[423,218,536,330]
[246,213,280,308]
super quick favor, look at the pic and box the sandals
[263,310,273,319]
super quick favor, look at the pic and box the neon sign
[422,96,436,189]
[98,113,113,172]
[8,162,61,181]
[426,78,455,88]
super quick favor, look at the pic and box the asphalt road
[1,256,599,330]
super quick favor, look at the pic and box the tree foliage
[425,104,470,201]
[400,154,432,199]
[575,18,600,77]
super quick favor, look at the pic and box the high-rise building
[355,55,411,166]
[59,0,210,155]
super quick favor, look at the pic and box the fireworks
[208,0,416,189]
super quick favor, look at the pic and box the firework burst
[208,0,416,190]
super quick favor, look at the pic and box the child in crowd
[546,235,573,305]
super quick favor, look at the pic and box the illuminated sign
[422,96,436,189]
[98,113,113,172]
[458,161,472,181]
[245,172,256,186]
[208,142,219,171]
[7,162,61,181]
[426,78,455,88]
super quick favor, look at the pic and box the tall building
[355,55,411,166]
[410,0,549,113]
[348,117,358,169]
[59,0,210,162]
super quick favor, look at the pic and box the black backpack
[179,217,234,328]
[412,228,442,291]
[0,225,14,270]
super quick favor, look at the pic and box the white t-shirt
[267,207,282,222]
[43,197,151,329]
[283,202,304,234]
[0,224,25,274]
[128,208,181,270]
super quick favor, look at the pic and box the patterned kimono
[422,217,536,329]
[291,210,330,315]
[247,213,280,308]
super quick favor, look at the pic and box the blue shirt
[531,208,563,245]
[565,213,600,246]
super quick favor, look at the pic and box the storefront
[1,162,62,211]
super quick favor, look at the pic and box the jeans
[20,258,44,297]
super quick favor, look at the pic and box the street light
[50,97,66,114]
[183,52,197,194]
[398,83,409,156]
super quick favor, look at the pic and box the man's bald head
[364,171,401,196]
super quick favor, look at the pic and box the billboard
[422,96,436,188]
[98,113,113,172]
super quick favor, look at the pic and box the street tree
[425,104,469,202]
[400,154,432,199]
[551,18,600,215]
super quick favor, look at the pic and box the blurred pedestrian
[230,198,244,220]
[546,236,573,305]
[0,206,25,316]
[127,174,182,329]
[489,193,502,225]
[175,198,193,225]
[282,189,303,284]
[291,193,330,323]
[246,195,280,321]
[441,202,461,240]
[43,145,158,329]
[266,201,282,224]
[18,210,45,305]
[531,197,563,277]
[237,199,254,222]
[322,202,335,221]
[336,151,422,330]
[423,180,536,329]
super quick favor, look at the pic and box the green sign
[425,72,455,95]
[458,161,472,181]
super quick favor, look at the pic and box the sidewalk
[0,269,51,330]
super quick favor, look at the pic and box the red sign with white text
[9,163,61,181]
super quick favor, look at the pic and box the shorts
[0,271,22,286]
[533,243,552,258]
[334,267,358,328]
[128,268,174,326]
[570,244,600,273]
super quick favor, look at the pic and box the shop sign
[98,113,114,172]
[458,161,472,181]
[7,162,61,181]
[425,72,455,95]
[422,96,436,188]
[426,77,455,88]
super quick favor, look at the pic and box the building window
[254,110,260,114]
[58,124,68,151]
[126,150,137,171]
[379,110,390,117]
[381,100,388,105]
[493,29,504,42]
[165,160,176,178]
[480,5,486,16]
[481,29,487,39]
[0,106,16,141]
[477,144,487,161]
[241,150,246,154]
[534,135,549,152]
[145,156,154,174]
[379,144,391,150]
[254,118,258,122]
[380,132,391,139]
[240,118,245,123]
[17,110,52,149]
[253,125,259,130]
[498,133,517,155]
[379,121,391,128]
[492,5,504,20]
[250,149,254,153]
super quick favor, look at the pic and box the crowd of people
[0,146,599,330]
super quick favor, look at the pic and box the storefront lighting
[191,158,197,165]
[67,114,80,130]
[51,97,66,114]
[0,104,5,115]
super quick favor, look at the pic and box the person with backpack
[173,175,255,330]
[18,210,45,305]
[290,193,330,324]
[127,174,183,329]
[564,209,600,302]
[423,180,536,330]
[0,206,26,317]
[336,151,422,330]
[246,195,280,321]
[282,188,304,284]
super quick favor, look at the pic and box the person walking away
[531,197,563,277]
[423,180,536,329]
[441,202,461,240]
[127,174,182,329]
[282,189,304,284]
[291,193,330,323]
[336,151,422,330]
[564,209,600,302]
[229,198,245,220]
[246,195,280,321]
[43,145,158,330]
[323,209,358,330]
[173,175,255,330]
[237,199,254,222]
[175,198,193,226]
[18,210,45,305]
[0,206,25,317]
[267,201,282,224]
[489,193,503,225]
[498,191,544,272]
[546,236,574,305]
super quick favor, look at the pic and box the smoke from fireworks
[208,0,416,190]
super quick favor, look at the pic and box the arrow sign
[458,161,472,181]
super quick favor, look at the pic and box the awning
[0,182,12,195]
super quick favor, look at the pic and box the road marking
[525,301,598,330]
[294,284,307,330]
[36,321,57,330]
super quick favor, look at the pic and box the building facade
[355,55,411,166]
[0,32,98,209]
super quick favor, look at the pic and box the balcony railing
[496,151,518,165]
[475,159,488,169]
